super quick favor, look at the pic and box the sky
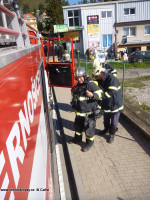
[68,0,78,5]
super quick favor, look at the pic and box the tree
[62,0,69,6]
[22,3,30,14]
[90,0,96,3]
[37,21,44,32]
[45,0,69,33]
[83,0,88,3]
[38,3,45,16]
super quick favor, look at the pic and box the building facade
[24,14,38,31]
[63,0,150,58]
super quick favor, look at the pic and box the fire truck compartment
[48,64,72,86]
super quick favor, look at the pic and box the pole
[85,54,87,74]
[77,49,80,67]
[122,61,125,102]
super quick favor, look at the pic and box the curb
[52,87,87,200]
[121,105,150,138]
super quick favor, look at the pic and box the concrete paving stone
[54,87,150,200]
[96,195,108,200]
[87,191,99,200]
[116,193,130,200]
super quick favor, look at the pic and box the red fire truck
[0,2,76,199]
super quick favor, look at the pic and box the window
[124,8,135,15]
[145,51,150,57]
[68,10,79,27]
[123,27,136,36]
[103,34,112,47]
[147,46,150,51]
[145,26,150,35]
[101,11,112,18]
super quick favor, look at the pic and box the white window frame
[123,27,136,37]
[101,11,112,19]
[144,26,150,35]
[68,10,80,27]
[124,8,135,16]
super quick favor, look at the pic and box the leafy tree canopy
[38,3,45,16]
[45,0,69,33]
[22,3,30,14]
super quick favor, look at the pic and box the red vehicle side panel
[0,48,54,200]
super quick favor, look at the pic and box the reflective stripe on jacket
[73,77,102,113]
[100,74,123,113]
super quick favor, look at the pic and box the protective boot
[108,127,118,143]
[108,134,114,143]
[70,134,82,144]
[82,139,94,152]
[99,127,109,135]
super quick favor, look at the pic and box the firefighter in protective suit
[70,67,102,152]
[93,66,123,143]
[93,58,117,77]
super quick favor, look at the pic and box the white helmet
[93,66,109,76]
[93,58,103,70]
[92,58,103,76]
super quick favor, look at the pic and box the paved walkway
[54,87,150,200]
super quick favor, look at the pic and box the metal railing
[0,2,40,48]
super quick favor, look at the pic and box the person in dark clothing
[70,67,102,152]
[93,67,123,143]
[44,41,48,57]
[102,62,117,77]
[110,47,114,59]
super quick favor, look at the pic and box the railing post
[0,0,9,39]
[77,49,80,67]
[122,61,125,102]
[21,20,31,47]
[11,12,24,48]
[85,54,87,74]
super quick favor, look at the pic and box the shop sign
[87,15,99,24]
[69,26,84,31]
[64,31,79,41]
[88,24,99,33]
[53,24,68,33]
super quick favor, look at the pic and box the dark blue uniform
[71,76,101,146]
[98,73,123,141]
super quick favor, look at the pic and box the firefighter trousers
[74,115,96,140]
[103,112,120,132]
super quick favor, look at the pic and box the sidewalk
[54,87,150,200]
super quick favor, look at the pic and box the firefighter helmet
[74,67,86,78]
[92,65,102,76]
[93,58,103,70]
[93,66,109,76]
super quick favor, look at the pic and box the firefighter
[103,62,117,77]
[93,58,117,77]
[70,67,102,152]
[93,66,123,143]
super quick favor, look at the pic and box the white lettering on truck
[0,70,41,199]
[19,100,31,150]
[6,122,25,187]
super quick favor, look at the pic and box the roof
[24,14,36,19]
[119,40,150,46]
[63,0,148,9]
[115,20,150,27]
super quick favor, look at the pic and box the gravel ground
[125,80,150,107]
